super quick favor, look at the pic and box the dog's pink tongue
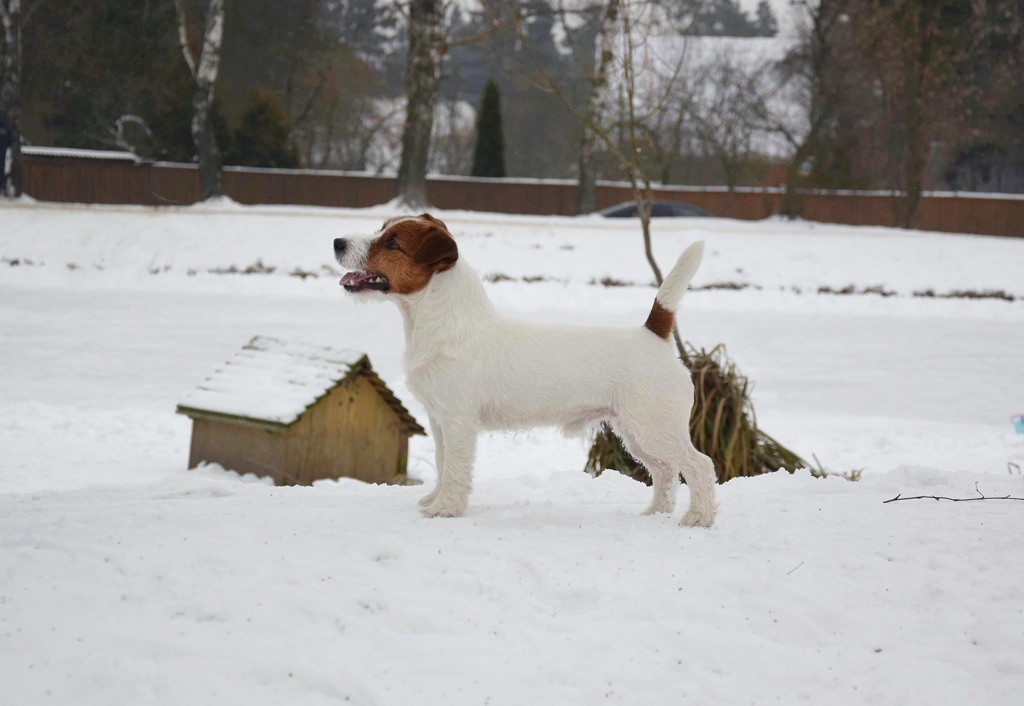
[339,272,360,286]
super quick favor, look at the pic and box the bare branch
[173,0,197,79]
[883,482,1024,504]
[113,114,152,153]
[194,0,225,88]
[290,70,328,129]
[443,7,525,51]
[390,0,410,22]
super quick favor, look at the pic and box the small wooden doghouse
[176,336,425,485]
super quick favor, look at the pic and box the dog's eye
[385,236,400,250]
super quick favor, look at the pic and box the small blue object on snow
[1014,415,1024,434]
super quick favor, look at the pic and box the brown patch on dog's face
[364,214,458,295]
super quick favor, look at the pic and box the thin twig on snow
[883,482,1024,504]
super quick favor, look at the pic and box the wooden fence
[19,153,1024,237]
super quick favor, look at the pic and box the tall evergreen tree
[471,79,505,178]
[687,0,760,37]
[755,1,778,37]
[229,89,299,168]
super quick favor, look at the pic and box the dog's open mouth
[340,270,389,292]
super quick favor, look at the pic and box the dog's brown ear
[418,213,448,231]
[413,227,458,268]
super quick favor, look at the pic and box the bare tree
[538,1,709,211]
[769,0,848,218]
[575,0,620,214]
[393,0,526,207]
[432,98,475,175]
[779,1,1006,227]
[532,0,694,352]
[175,0,226,201]
[300,96,402,173]
[682,48,765,193]
[613,1,683,323]
[866,1,970,228]
[0,0,35,198]
[394,0,446,208]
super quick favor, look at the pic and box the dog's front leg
[420,418,476,518]
[418,416,445,507]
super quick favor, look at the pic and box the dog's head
[334,213,458,297]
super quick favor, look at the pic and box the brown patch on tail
[644,300,674,339]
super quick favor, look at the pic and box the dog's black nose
[333,238,347,256]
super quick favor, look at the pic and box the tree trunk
[897,59,926,229]
[576,0,620,215]
[779,140,816,218]
[395,0,443,209]
[576,139,597,213]
[175,0,225,201]
[778,1,846,219]
[192,86,222,200]
[892,3,933,230]
[778,155,804,218]
[897,132,924,229]
[0,0,22,198]
[779,99,834,219]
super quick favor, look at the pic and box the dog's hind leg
[642,457,680,516]
[677,441,717,527]
[615,424,678,515]
[419,417,445,507]
[617,417,717,527]
[421,418,476,518]
[649,439,715,527]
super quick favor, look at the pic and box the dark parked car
[598,200,710,218]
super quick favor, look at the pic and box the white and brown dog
[334,214,717,527]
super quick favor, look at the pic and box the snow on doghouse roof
[176,336,424,434]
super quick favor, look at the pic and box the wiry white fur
[337,236,718,527]
[344,235,371,264]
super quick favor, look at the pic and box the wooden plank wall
[285,375,408,485]
[188,418,286,481]
[20,156,1024,237]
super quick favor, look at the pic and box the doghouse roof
[176,336,425,435]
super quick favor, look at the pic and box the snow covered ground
[2,200,1023,704]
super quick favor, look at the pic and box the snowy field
[1,200,1023,704]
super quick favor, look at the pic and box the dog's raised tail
[644,240,704,340]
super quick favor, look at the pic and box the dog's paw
[638,497,671,514]
[680,508,715,528]
[417,488,438,507]
[420,499,467,518]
